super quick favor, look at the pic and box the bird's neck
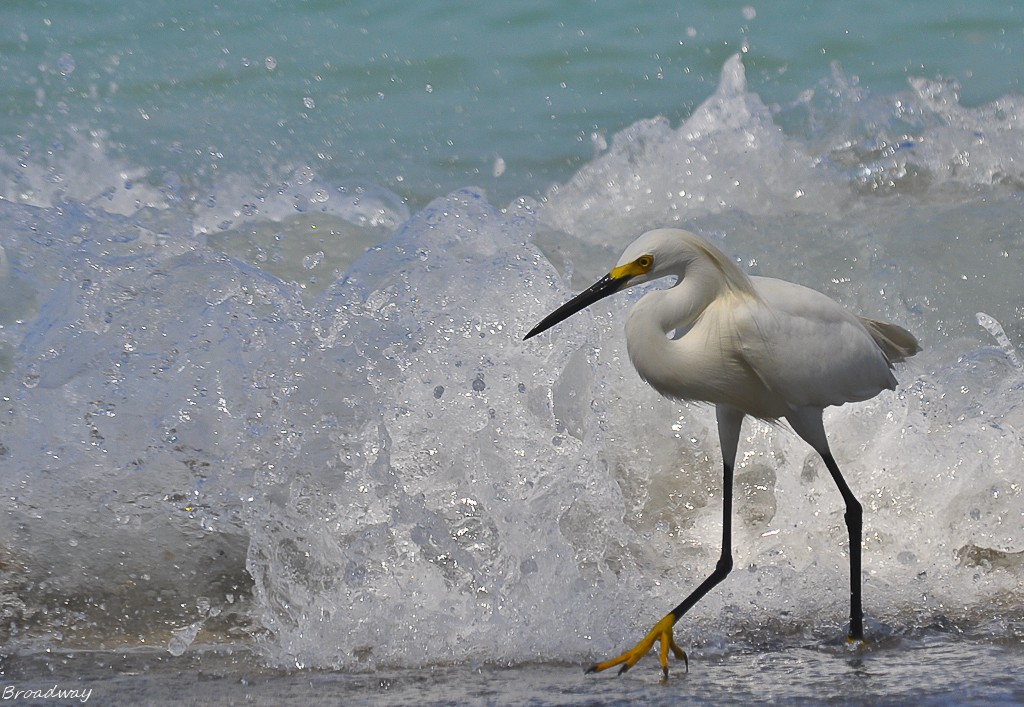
[634,269,721,334]
[622,262,746,396]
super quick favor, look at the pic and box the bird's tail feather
[858,317,922,364]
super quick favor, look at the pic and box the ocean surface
[2,1,1024,704]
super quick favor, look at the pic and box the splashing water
[1,56,1023,674]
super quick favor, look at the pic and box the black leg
[585,409,742,678]
[821,452,864,640]
[668,459,734,622]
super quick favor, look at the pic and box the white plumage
[525,228,920,678]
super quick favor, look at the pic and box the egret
[524,228,920,679]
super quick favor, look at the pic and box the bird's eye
[637,255,653,269]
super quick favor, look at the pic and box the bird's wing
[729,277,898,411]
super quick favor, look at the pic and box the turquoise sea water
[2,2,1024,704]
[3,1,1023,206]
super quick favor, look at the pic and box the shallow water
[4,635,1024,706]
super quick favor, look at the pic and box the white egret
[524,228,920,678]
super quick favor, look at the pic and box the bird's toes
[845,636,868,651]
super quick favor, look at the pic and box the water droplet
[57,52,76,77]
[168,622,202,657]
[22,363,40,389]
[302,251,324,270]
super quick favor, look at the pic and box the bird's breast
[625,295,787,417]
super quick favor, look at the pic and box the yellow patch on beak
[610,255,653,281]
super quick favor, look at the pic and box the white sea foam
[1,56,1022,670]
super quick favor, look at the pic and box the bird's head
[524,228,698,340]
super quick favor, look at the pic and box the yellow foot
[846,635,868,650]
[585,613,688,679]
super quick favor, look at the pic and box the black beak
[523,272,628,340]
